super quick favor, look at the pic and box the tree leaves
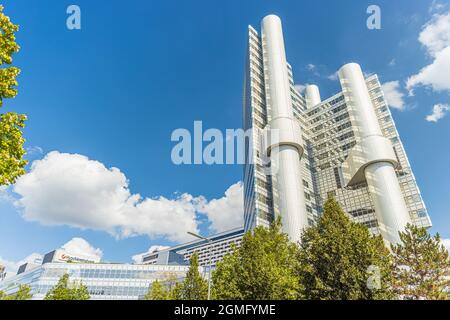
[297,197,394,300]
[0,5,26,186]
[180,252,208,300]
[144,280,170,300]
[44,273,90,300]
[0,5,20,66]
[212,218,301,300]
[1,284,33,300]
[0,5,20,106]
[144,254,208,300]
[391,224,450,300]
[0,112,27,185]
[0,67,20,106]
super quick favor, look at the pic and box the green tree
[0,5,27,186]
[2,284,33,300]
[391,223,450,300]
[297,197,394,300]
[13,284,33,300]
[179,252,208,300]
[44,274,90,300]
[145,280,169,300]
[0,290,4,300]
[212,218,301,300]
[144,273,187,300]
[169,282,184,300]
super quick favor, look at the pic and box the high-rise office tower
[243,15,431,244]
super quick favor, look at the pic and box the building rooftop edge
[142,227,245,257]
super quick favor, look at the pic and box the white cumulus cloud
[199,182,244,233]
[407,46,450,93]
[425,103,450,122]
[61,237,103,261]
[442,238,450,252]
[327,71,338,81]
[13,151,202,243]
[130,182,243,263]
[381,81,406,111]
[12,151,243,243]
[418,11,450,57]
[407,12,450,94]
[0,237,102,278]
[294,84,306,94]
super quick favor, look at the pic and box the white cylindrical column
[338,63,411,244]
[365,162,412,244]
[338,63,382,137]
[305,85,321,109]
[261,15,308,243]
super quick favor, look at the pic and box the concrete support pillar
[338,63,411,244]
[305,85,321,109]
[261,15,308,243]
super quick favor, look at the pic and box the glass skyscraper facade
[243,25,319,235]
[243,15,431,244]
[0,13,434,301]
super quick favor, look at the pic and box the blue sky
[0,0,449,270]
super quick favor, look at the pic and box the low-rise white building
[0,262,198,300]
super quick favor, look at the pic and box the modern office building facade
[243,15,431,244]
[0,229,242,300]
[0,262,197,300]
[141,228,244,268]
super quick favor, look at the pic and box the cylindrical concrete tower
[261,15,308,243]
[305,85,321,109]
[338,63,411,244]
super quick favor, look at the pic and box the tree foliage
[169,282,184,300]
[1,284,32,300]
[44,274,90,300]
[212,218,301,300]
[13,284,33,300]
[144,273,181,300]
[0,112,27,185]
[297,197,394,300]
[391,223,450,300]
[144,280,169,300]
[0,5,27,186]
[179,252,208,300]
[144,258,207,301]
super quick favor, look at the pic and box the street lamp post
[187,231,213,300]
